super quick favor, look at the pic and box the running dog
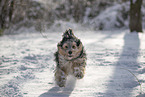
[54,29,87,87]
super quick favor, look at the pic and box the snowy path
[0,30,145,97]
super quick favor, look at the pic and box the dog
[54,29,87,87]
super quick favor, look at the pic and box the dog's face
[58,29,83,60]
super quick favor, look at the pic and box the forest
[0,0,144,34]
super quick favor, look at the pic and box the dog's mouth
[67,55,73,60]
[68,55,72,58]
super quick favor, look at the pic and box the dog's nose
[68,51,72,55]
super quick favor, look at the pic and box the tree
[129,0,143,32]
[0,0,14,30]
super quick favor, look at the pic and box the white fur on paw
[61,75,66,81]
[74,67,81,75]
[61,71,65,75]
[58,76,66,87]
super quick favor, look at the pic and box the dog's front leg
[73,64,85,79]
[55,68,67,87]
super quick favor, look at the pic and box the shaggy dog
[54,29,87,87]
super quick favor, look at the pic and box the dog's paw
[73,67,84,79]
[55,71,66,87]
[75,72,84,79]
[57,75,66,87]
[57,81,65,87]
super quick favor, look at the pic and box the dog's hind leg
[55,68,67,87]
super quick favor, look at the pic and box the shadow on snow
[39,76,76,97]
[104,32,141,97]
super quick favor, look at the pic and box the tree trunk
[0,0,14,29]
[129,0,143,32]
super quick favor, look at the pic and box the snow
[0,29,145,97]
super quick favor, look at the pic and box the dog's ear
[76,39,82,47]
[57,42,62,48]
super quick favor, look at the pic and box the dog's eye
[65,46,68,49]
[72,45,76,49]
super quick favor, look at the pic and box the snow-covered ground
[0,29,145,97]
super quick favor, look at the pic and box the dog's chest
[59,56,75,74]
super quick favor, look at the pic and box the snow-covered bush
[53,0,113,22]
[51,1,131,30]
[88,2,130,30]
